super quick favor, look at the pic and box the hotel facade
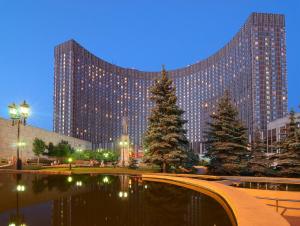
[54,13,288,154]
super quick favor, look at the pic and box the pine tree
[183,148,199,169]
[143,66,189,172]
[205,90,249,175]
[275,110,300,177]
[248,128,268,176]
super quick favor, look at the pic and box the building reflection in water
[0,174,231,226]
[51,175,231,226]
[9,174,27,226]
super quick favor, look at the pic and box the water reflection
[0,174,232,226]
[6,175,27,226]
[232,181,300,192]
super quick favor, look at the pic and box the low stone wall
[0,117,92,161]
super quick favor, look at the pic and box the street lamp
[8,101,30,170]
[68,157,73,170]
[103,152,109,159]
[119,141,128,167]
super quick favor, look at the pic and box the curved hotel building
[54,13,287,154]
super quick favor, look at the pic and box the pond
[0,173,233,226]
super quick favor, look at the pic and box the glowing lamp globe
[8,103,19,120]
[20,100,30,118]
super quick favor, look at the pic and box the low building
[266,113,300,152]
[0,117,92,161]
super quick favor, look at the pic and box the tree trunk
[162,161,167,173]
[37,156,40,165]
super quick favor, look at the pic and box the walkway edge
[0,169,71,175]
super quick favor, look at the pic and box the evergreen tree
[143,66,189,172]
[46,140,74,159]
[32,138,46,165]
[275,110,300,176]
[205,90,249,175]
[183,148,199,169]
[248,128,268,176]
[57,140,74,157]
[48,142,55,154]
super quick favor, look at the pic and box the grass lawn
[40,167,160,175]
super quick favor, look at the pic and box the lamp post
[119,141,128,167]
[68,157,73,170]
[8,101,30,170]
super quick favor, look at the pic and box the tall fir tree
[275,110,300,176]
[143,66,189,172]
[205,90,249,175]
[248,128,268,175]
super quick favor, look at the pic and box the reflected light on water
[16,185,26,192]
[67,176,73,183]
[118,191,128,198]
[103,176,110,184]
[0,174,233,226]
[76,181,82,187]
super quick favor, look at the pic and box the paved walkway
[240,188,300,226]
[142,174,290,226]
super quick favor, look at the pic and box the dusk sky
[0,0,299,131]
